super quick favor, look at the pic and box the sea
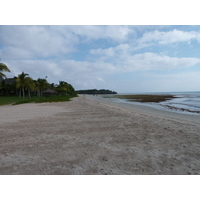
[113,91,200,115]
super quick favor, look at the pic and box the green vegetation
[13,94,77,105]
[77,89,117,95]
[0,96,22,106]
[115,94,179,103]
[0,62,11,78]
[0,62,77,105]
[34,78,49,97]
[0,95,77,106]
[15,72,33,98]
[55,81,76,95]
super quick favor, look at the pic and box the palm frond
[0,72,7,78]
[0,63,11,72]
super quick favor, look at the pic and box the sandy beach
[0,95,200,175]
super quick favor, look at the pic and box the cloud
[0,47,33,59]
[5,58,116,86]
[0,26,79,59]
[90,44,200,72]
[0,26,136,61]
[90,47,115,57]
[122,52,200,71]
[97,77,104,82]
[89,29,200,53]
[138,29,200,45]
[5,51,200,91]
[90,43,131,59]
[67,25,135,42]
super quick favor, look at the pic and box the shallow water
[113,91,200,115]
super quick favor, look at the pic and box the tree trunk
[28,89,31,98]
[37,89,40,97]
[19,88,21,98]
[22,87,25,99]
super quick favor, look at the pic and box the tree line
[76,89,117,94]
[0,62,76,98]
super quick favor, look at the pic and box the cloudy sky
[1,25,200,93]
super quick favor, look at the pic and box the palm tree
[0,62,11,78]
[55,81,68,95]
[32,80,39,97]
[15,72,30,99]
[56,81,75,95]
[37,78,49,97]
[25,77,35,98]
[50,83,56,90]
[67,83,76,95]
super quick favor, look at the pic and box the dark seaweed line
[161,105,200,114]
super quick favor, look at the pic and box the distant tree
[15,72,30,99]
[33,80,40,97]
[55,81,76,95]
[37,78,49,97]
[76,89,117,94]
[0,81,2,93]
[67,83,76,95]
[0,80,17,96]
[55,81,68,95]
[25,77,35,98]
[0,80,7,95]
[50,83,56,90]
[0,62,11,78]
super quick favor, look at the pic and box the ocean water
[114,91,200,115]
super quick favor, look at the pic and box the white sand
[0,95,200,174]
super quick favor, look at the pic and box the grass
[0,95,78,106]
[114,94,179,103]
[0,96,22,106]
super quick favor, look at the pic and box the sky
[1,25,200,93]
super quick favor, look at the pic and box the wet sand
[0,95,200,174]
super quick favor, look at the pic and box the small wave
[161,105,200,114]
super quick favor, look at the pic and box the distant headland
[76,89,117,95]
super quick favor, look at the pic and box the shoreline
[86,95,200,125]
[1,96,200,174]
